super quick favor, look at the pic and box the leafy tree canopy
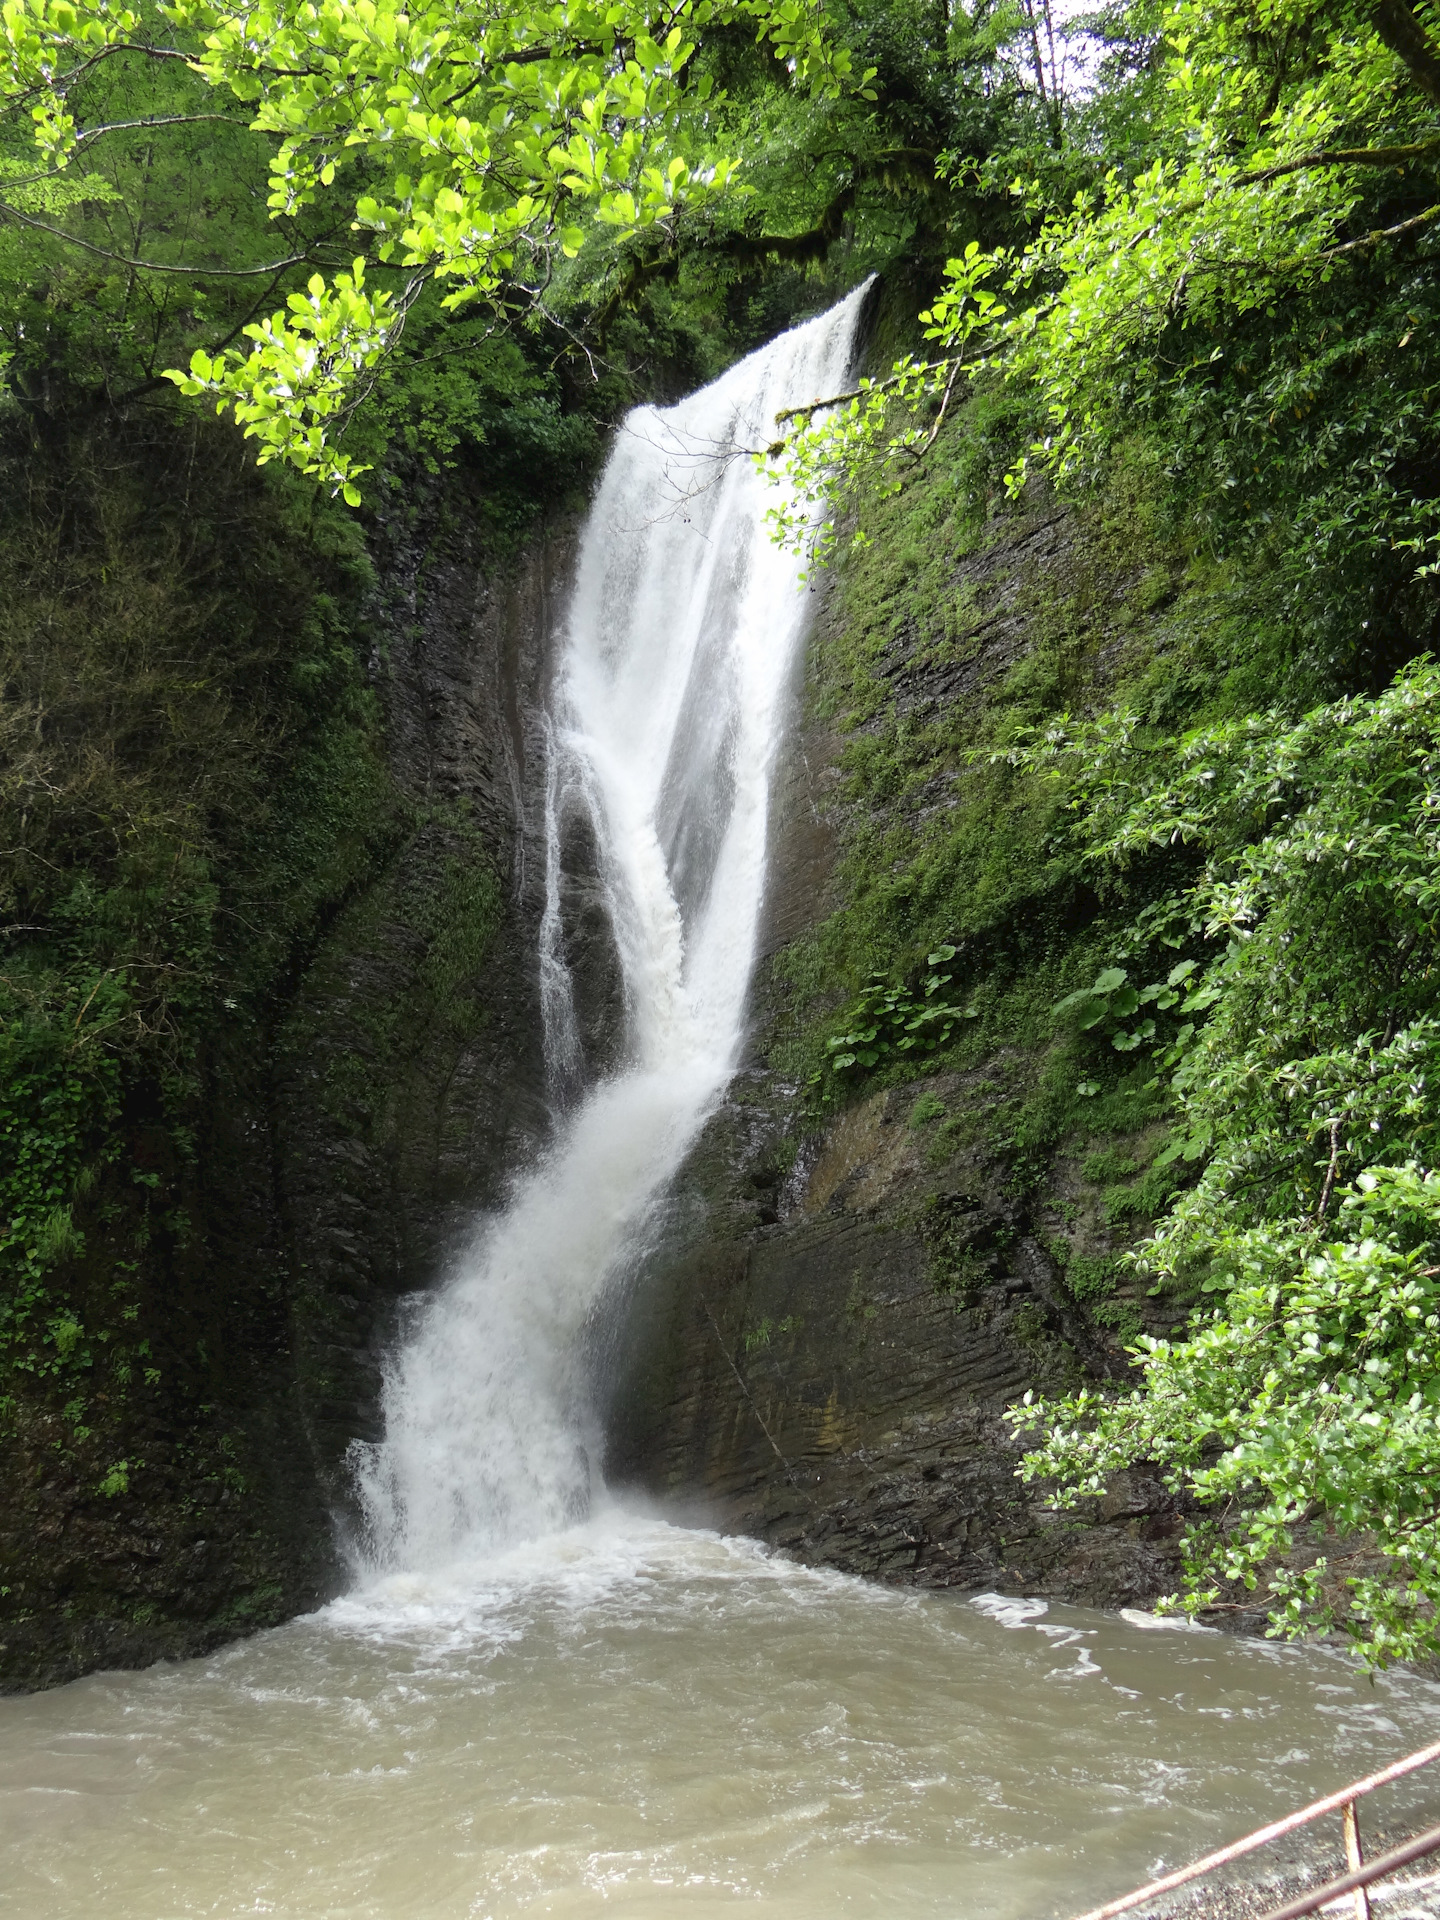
[0,0,870,494]
[774,0,1440,666]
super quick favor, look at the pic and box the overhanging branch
[1372,0,1440,105]
[711,178,858,264]
[594,178,859,340]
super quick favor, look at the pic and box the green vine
[0,979,125,1386]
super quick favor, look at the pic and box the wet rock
[603,495,1189,1614]
[0,473,628,1693]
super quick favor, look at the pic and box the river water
[5,1512,1440,1918]
[7,294,1440,1919]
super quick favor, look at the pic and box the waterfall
[352,284,869,1574]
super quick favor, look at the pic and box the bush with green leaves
[1024,656,1440,1267]
[1007,655,1440,1662]
[1012,1166,1440,1666]
[0,984,122,1388]
[1054,958,1221,1075]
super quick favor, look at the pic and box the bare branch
[0,200,317,277]
[1314,1120,1344,1223]
[7,39,196,103]
[72,112,251,143]
[908,354,963,461]
[773,356,959,428]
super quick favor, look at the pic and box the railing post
[1342,1799,1371,1920]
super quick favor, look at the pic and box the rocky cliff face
[0,452,605,1690]
[606,488,1198,1609]
[269,502,576,1526]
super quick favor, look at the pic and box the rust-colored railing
[1067,1738,1440,1920]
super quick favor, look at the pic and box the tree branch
[771,382,870,427]
[1371,0,1440,105]
[0,201,316,277]
[595,178,860,340]
[440,39,607,103]
[107,256,313,407]
[905,353,963,462]
[710,178,858,264]
[1313,1119,1344,1222]
[1141,139,1440,236]
[1303,200,1440,264]
[0,113,253,193]
[773,354,961,427]
[11,40,195,103]
[1239,136,1440,185]
[71,112,251,144]
[593,242,680,341]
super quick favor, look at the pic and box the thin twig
[901,353,964,464]
[697,1290,804,1489]
[0,201,314,277]
[1315,1118,1344,1222]
[72,968,113,1032]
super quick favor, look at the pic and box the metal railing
[1067,1738,1440,1920]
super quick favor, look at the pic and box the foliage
[769,0,1440,677]
[0,0,870,491]
[1003,656,1440,1661]
[810,942,976,1103]
[1011,1165,1440,1667]
[770,389,1195,1115]
[1019,657,1440,1272]
[756,0,1440,1665]
[1052,958,1221,1068]
[0,411,391,1426]
[581,0,1069,365]
[769,308,1440,1658]
[0,991,122,1383]
[927,0,1440,500]
[0,0,1116,509]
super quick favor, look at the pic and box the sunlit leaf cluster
[0,0,870,488]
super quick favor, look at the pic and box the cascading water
[352,284,870,1574]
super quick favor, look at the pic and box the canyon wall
[0,433,603,1688]
[3,302,1236,1691]
[607,473,1216,1611]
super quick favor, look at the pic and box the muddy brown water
[4,1514,1440,1919]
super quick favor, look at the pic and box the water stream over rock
[352,284,865,1572]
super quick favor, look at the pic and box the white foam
[1119,1608,1219,1634]
[970,1593,1052,1629]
